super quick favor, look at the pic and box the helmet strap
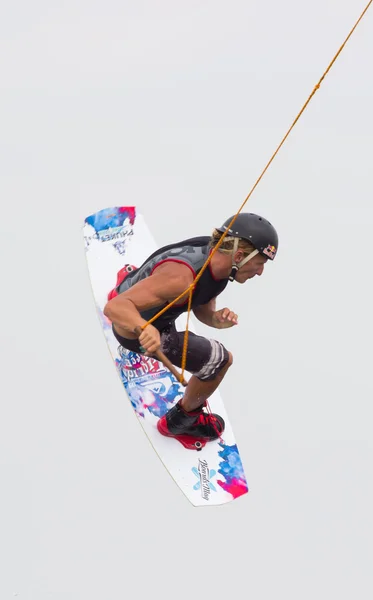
[237,249,259,268]
[229,239,259,281]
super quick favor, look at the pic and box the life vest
[107,264,138,300]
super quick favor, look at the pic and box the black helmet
[216,212,278,260]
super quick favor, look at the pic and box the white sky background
[1,1,373,598]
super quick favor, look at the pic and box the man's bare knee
[227,351,233,368]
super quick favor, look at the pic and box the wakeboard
[83,206,248,506]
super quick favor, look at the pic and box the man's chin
[242,273,256,282]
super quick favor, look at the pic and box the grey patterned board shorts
[112,322,229,381]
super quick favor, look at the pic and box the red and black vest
[108,236,229,331]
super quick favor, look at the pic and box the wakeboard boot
[157,401,225,451]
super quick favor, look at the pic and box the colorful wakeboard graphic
[83,206,248,506]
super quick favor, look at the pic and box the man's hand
[138,324,161,355]
[211,308,238,329]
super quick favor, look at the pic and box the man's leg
[160,327,233,409]
[181,352,233,411]
[157,328,232,443]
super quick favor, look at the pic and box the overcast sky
[1,1,373,599]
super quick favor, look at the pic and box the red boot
[157,401,224,451]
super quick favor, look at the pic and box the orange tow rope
[142,1,373,380]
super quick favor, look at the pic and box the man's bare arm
[193,298,217,327]
[194,299,238,329]
[103,262,194,333]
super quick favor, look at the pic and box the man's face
[234,252,268,283]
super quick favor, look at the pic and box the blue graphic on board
[85,207,136,233]
[84,207,136,253]
[217,442,249,498]
[192,466,218,492]
[115,349,183,418]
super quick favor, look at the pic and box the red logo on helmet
[263,244,277,259]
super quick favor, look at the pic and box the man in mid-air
[104,213,278,447]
